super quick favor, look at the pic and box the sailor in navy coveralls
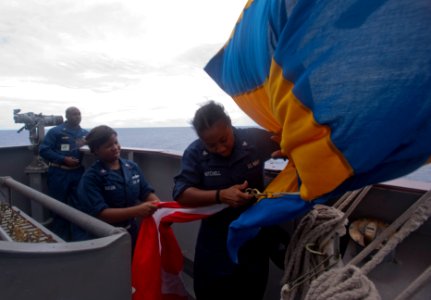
[173,101,281,300]
[39,106,88,240]
[75,125,159,248]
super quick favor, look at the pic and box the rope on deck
[304,190,431,300]
[281,187,371,300]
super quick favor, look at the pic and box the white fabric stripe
[153,203,228,225]
[152,203,228,255]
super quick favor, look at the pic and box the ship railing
[0,176,122,238]
[0,176,132,300]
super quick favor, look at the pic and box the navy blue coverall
[75,158,155,246]
[39,122,88,240]
[173,127,280,300]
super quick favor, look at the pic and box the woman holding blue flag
[173,101,284,300]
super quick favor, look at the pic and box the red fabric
[131,201,226,300]
[132,217,163,300]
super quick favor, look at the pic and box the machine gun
[13,109,64,171]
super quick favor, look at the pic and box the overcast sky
[1,0,257,130]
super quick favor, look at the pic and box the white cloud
[0,0,257,129]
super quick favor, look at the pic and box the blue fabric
[76,158,154,220]
[173,127,279,298]
[205,0,431,262]
[173,127,278,198]
[74,158,154,244]
[39,122,88,240]
[205,0,431,190]
[228,194,325,263]
[205,0,287,95]
[39,121,88,203]
[39,122,88,164]
[47,167,85,240]
[273,0,431,177]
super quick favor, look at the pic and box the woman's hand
[98,194,160,223]
[219,181,254,208]
[135,200,159,218]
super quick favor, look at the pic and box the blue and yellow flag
[205,0,431,261]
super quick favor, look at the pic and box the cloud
[0,0,152,90]
[0,0,255,129]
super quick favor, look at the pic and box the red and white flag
[131,201,227,300]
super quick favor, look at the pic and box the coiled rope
[304,189,431,300]
[281,187,372,300]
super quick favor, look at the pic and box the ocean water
[0,127,430,183]
[0,127,198,153]
[114,127,198,153]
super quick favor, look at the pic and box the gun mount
[13,109,63,172]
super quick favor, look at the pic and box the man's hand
[64,156,80,167]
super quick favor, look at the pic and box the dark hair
[65,106,79,115]
[85,125,117,153]
[192,101,231,136]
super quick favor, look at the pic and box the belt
[49,163,82,170]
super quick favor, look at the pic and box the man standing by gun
[39,106,88,240]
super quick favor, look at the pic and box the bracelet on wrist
[215,189,221,203]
